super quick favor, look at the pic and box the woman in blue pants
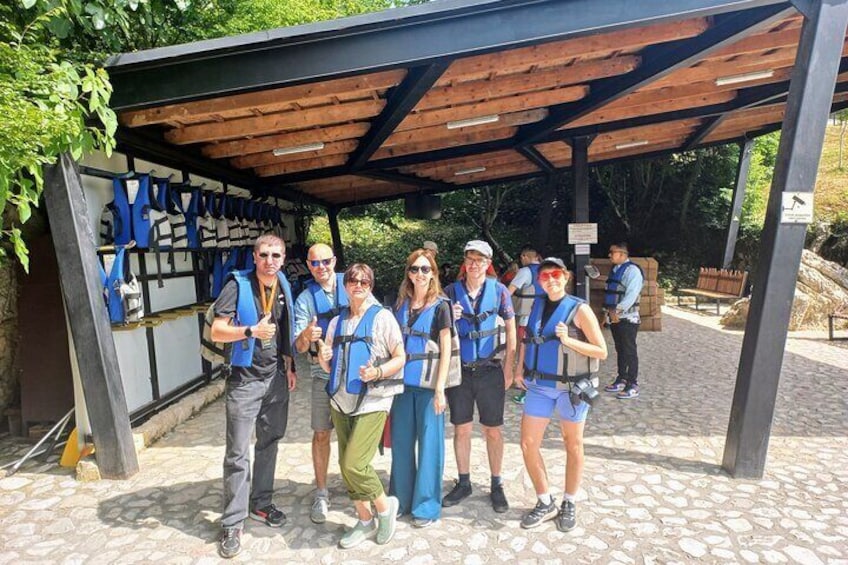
[389,248,455,528]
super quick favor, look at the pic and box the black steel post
[571,137,591,300]
[328,207,345,268]
[43,153,139,479]
[722,0,848,479]
[723,140,754,269]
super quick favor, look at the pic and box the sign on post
[780,193,814,224]
[568,223,598,244]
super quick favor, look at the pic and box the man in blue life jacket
[210,234,297,559]
[293,242,347,525]
[443,240,516,513]
[508,245,544,405]
[602,243,644,400]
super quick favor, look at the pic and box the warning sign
[780,192,814,224]
[568,223,598,244]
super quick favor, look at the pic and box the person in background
[318,264,406,549]
[442,240,516,514]
[440,262,454,285]
[501,261,519,286]
[390,249,454,528]
[210,234,297,559]
[513,257,607,532]
[602,243,644,400]
[423,240,439,256]
[293,243,346,525]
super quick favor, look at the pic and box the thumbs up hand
[317,338,333,363]
[360,359,379,382]
[305,316,323,342]
[452,302,464,321]
[254,312,276,340]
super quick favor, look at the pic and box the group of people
[209,233,644,558]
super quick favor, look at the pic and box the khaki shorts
[311,371,333,432]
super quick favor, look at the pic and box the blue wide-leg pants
[389,386,445,520]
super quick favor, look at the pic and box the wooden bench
[828,310,848,341]
[677,267,748,315]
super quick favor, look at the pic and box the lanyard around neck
[259,277,278,316]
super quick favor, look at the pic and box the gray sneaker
[339,520,377,549]
[310,496,329,524]
[376,496,399,545]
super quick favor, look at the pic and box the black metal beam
[722,0,848,479]
[571,137,591,300]
[327,208,345,267]
[516,3,794,146]
[107,0,788,111]
[683,115,728,151]
[517,146,556,174]
[722,140,753,268]
[347,62,450,170]
[43,153,140,479]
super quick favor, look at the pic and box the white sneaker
[310,496,329,524]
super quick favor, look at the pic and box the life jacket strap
[402,327,431,340]
[460,309,496,324]
[522,335,551,345]
[465,327,502,340]
[526,370,586,383]
[335,335,373,346]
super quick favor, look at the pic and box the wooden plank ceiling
[117,8,848,206]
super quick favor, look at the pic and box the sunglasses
[347,278,372,287]
[464,257,488,266]
[309,258,334,267]
[408,265,432,274]
[258,252,284,260]
[538,270,566,282]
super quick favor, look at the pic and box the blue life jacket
[108,176,133,245]
[211,251,225,299]
[512,263,545,319]
[327,304,383,396]
[130,173,158,248]
[603,261,643,313]
[228,269,296,368]
[396,298,461,389]
[98,246,128,324]
[183,187,201,248]
[452,278,506,365]
[198,191,218,248]
[242,249,255,272]
[523,296,598,389]
[307,273,349,339]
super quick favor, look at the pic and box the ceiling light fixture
[614,140,649,150]
[454,166,487,176]
[446,115,501,130]
[272,141,325,156]
[715,70,774,86]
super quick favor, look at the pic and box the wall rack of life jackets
[80,165,311,423]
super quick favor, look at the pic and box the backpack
[200,304,229,364]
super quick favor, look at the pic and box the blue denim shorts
[523,381,590,423]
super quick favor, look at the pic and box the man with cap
[513,257,607,532]
[422,241,439,255]
[442,240,516,513]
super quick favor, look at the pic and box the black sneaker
[249,503,286,527]
[442,481,472,507]
[520,498,558,529]
[490,484,509,513]
[556,500,577,532]
[218,527,241,559]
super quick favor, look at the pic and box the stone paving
[0,305,846,564]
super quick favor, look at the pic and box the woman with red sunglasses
[512,257,607,534]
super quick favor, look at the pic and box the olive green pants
[330,408,387,502]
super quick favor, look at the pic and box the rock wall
[0,260,19,414]
[721,250,848,330]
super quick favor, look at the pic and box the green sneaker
[512,391,526,404]
[376,496,399,545]
[338,519,377,549]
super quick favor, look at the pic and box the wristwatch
[244,326,253,338]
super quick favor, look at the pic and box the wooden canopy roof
[106,0,848,208]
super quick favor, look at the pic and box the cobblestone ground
[1,306,846,564]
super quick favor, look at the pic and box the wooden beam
[359,170,454,192]
[399,150,528,175]
[517,146,554,174]
[255,153,348,177]
[568,90,737,128]
[382,109,546,148]
[434,161,539,183]
[372,126,517,160]
[418,56,639,111]
[231,140,359,169]
[120,69,406,127]
[347,62,449,170]
[202,123,371,159]
[165,99,386,145]
[438,18,708,84]
[703,27,801,60]
[42,153,139,479]
[404,153,531,178]
[396,86,589,132]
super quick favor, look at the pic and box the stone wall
[0,260,19,415]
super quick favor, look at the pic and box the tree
[834,109,848,169]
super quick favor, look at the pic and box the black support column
[327,207,345,268]
[571,137,592,300]
[43,153,139,479]
[723,140,754,269]
[722,0,848,478]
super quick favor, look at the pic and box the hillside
[815,124,848,220]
